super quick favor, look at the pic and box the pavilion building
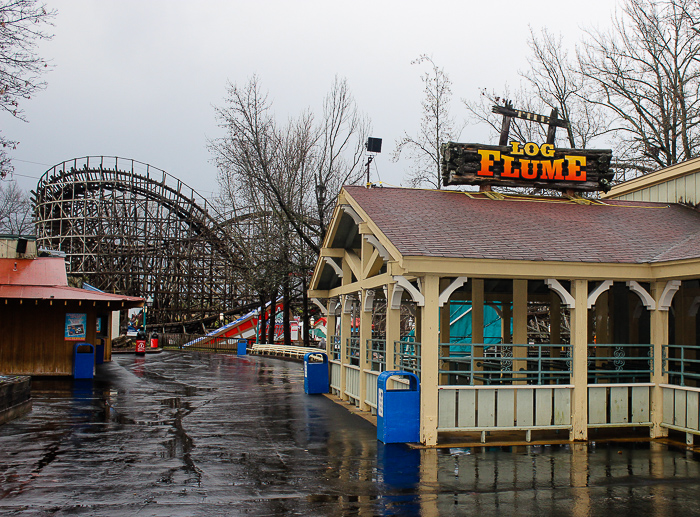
[309,163,700,446]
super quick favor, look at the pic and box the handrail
[250,344,325,361]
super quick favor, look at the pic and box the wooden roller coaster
[33,156,252,329]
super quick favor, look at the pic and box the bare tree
[0,181,33,233]
[464,85,550,145]
[393,55,460,189]
[314,76,368,243]
[211,75,369,344]
[465,29,608,152]
[579,0,700,177]
[0,0,55,178]
[523,27,608,149]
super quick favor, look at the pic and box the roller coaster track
[33,156,252,326]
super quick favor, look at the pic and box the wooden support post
[651,281,670,438]
[358,289,373,411]
[571,279,589,441]
[421,275,440,446]
[546,107,559,144]
[326,300,337,357]
[339,256,354,401]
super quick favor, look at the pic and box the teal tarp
[448,302,505,345]
[403,302,509,351]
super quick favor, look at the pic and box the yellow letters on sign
[476,143,588,183]
[477,150,499,176]
[565,156,586,181]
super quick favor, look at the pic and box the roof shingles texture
[344,186,700,264]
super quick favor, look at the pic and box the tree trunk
[283,274,291,347]
[302,272,310,347]
[268,288,277,344]
[258,292,267,344]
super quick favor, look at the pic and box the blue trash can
[237,339,248,355]
[303,352,329,394]
[73,342,95,379]
[377,371,420,443]
[95,338,105,365]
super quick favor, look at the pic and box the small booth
[0,238,144,377]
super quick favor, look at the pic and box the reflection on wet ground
[1,351,700,515]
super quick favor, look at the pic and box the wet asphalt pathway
[2,351,700,516]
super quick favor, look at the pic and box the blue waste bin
[95,338,105,365]
[304,352,329,394]
[73,342,95,379]
[377,371,420,443]
[237,339,248,355]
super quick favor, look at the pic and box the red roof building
[0,239,143,376]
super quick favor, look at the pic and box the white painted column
[570,279,589,441]
[358,289,372,411]
[651,281,670,438]
[420,274,440,446]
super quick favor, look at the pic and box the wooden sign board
[441,141,613,192]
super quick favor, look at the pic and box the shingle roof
[344,186,700,264]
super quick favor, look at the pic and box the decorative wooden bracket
[626,281,656,310]
[439,277,468,307]
[587,280,613,309]
[545,278,576,308]
[390,284,404,310]
[311,298,328,316]
[343,294,356,314]
[658,280,681,311]
[392,276,424,306]
[363,289,375,312]
[363,234,392,261]
[340,204,363,225]
[322,256,343,278]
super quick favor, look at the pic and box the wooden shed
[0,238,143,376]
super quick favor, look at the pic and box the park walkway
[2,351,700,516]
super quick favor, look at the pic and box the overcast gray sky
[4,0,616,200]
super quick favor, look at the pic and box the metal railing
[162,334,241,352]
[346,337,360,366]
[587,344,653,384]
[438,343,572,386]
[394,340,421,378]
[367,339,386,372]
[663,344,700,386]
[329,335,341,361]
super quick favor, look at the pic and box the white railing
[438,385,573,442]
[345,365,361,404]
[365,370,380,410]
[588,384,652,428]
[330,360,342,395]
[250,344,324,360]
[661,384,700,440]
